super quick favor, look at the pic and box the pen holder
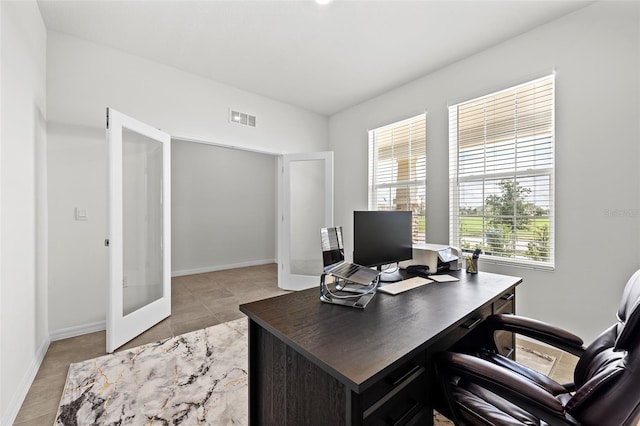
[466,256,478,274]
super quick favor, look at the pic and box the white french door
[278,152,334,291]
[106,108,171,353]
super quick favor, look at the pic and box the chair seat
[453,383,555,426]
[437,269,640,426]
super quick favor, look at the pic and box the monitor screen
[353,211,413,279]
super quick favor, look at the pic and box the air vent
[230,110,256,128]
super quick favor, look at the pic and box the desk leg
[346,390,364,426]
[247,319,348,425]
[247,319,259,425]
[424,352,436,426]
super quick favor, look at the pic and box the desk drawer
[493,291,515,315]
[360,355,426,411]
[438,304,492,352]
[493,291,516,357]
[363,367,428,426]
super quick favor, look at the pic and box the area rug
[55,318,248,425]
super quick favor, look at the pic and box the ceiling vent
[230,110,256,128]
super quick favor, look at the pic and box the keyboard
[377,276,433,295]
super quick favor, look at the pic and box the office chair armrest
[486,314,585,357]
[438,352,569,424]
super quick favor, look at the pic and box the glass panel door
[122,128,164,315]
[278,152,333,290]
[107,108,171,353]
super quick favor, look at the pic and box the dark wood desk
[240,270,522,426]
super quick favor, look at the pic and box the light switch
[75,208,88,221]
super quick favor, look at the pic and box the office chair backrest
[617,269,640,349]
[568,269,640,426]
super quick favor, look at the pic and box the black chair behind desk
[436,270,640,426]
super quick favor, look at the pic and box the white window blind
[449,75,554,268]
[368,114,426,244]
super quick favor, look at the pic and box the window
[449,75,554,268]
[368,114,426,244]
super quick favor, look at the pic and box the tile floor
[13,264,288,425]
[13,265,579,425]
[521,338,578,385]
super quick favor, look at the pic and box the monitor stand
[320,274,376,309]
[377,265,407,283]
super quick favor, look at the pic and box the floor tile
[168,313,223,336]
[117,320,174,351]
[13,412,57,426]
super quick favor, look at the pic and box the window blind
[368,114,426,244]
[449,75,554,268]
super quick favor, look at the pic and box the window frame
[449,75,555,270]
[368,113,427,244]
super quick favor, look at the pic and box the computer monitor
[353,210,413,282]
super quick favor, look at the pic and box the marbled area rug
[55,318,248,425]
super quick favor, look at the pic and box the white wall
[0,1,48,423]
[47,32,328,154]
[47,32,329,334]
[171,140,277,275]
[330,1,640,343]
[47,122,108,335]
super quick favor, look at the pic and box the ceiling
[37,0,593,116]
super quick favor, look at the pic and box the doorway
[171,139,278,277]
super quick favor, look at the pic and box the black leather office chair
[436,269,640,426]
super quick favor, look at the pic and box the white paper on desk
[429,274,459,282]
[376,279,433,295]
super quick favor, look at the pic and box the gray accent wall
[171,140,276,276]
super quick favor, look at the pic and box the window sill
[475,256,555,272]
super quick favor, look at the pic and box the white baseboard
[171,259,276,277]
[49,320,106,342]
[2,336,51,426]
